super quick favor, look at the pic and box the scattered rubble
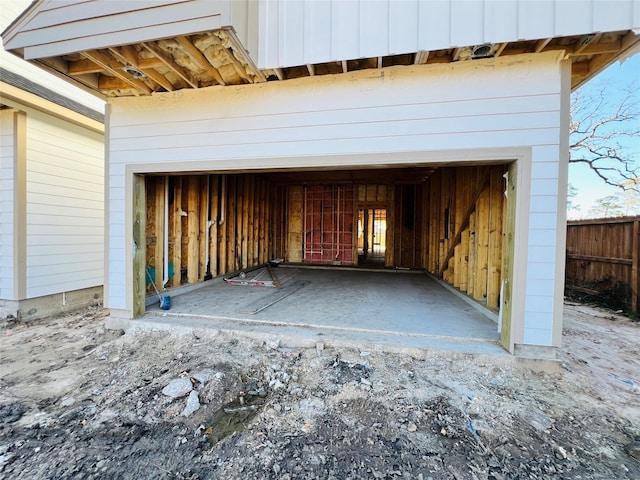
[0,303,638,479]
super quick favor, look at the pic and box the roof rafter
[141,41,199,89]
[81,50,151,94]
[175,35,226,86]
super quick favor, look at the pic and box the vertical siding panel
[484,0,518,42]
[331,0,360,60]
[304,0,332,63]
[518,0,554,40]
[418,0,450,50]
[279,0,305,67]
[258,0,279,68]
[450,0,484,46]
[359,0,389,58]
[555,0,593,35]
[389,0,418,54]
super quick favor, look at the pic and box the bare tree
[570,81,639,192]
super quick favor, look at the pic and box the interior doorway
[358,208,387,267]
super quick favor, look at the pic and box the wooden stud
[467,210,477,298]
[473,172,490,302]
[252,177,260,265]
[500,163,517,351]
[141,41,199,88]
[108,46,175,91]
[632,219,639,313]
[82,50,152,94]
[287,186,303,263]
[227,177,237,273]
[154,177,165,289]
[175,35,226,85]
[133,175,146,317]
[487,167,505,308]
[385,186,394,267]
[172,177,183,286]
[187,176,199,284]
[210,175,219,277]
[199,176,208,281]
[218,176,228,275]
[242,176,250,269]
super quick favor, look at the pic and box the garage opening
[136,164,509,344]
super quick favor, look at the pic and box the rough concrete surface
[0,303,639,479]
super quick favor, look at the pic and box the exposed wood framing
[133,175,146,317]
[141,41,199,88]
[439,168,491,277]
[142,168,506,318]
[175,35,226,85]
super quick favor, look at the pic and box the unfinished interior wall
[141,164,507,312]
[423,165,507,310]
[144,174,272,294]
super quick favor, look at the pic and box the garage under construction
[138,164,509,321]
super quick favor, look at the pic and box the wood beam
[98,75,134,90]
[82,50,151,94]
[534,37,552,53]
[572,61,590,77]
[175,35,226,85]
[141,41,198,88]
[568,39,622,56]
[494,42,508,57]
[274,68,284,80]
[414,50,430,64]
[341,60,348,73]
[138,57,166,69]
[218,46,252,83]
[68,59,103,75]
[108,46,175,92]
[306,63,315,76]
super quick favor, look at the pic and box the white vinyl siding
[25,111,104,297]
[107,52,567,345]
[258,0,640,68]
[0,112,15,300]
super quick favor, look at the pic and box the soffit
[18,28,640,97]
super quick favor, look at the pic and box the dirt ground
[1,302,639,480]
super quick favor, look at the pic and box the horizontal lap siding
[107,54,563,347]
[0,112,15,300]
[25,112,104,297]
[258,0,639,68]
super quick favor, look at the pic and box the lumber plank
[172,177,183,286]
[132,175,146,317]
[187,176,199,284]
[154,177,165,289]
[210,175,219,277]
[218,176,227,275]
[487,167,504,308]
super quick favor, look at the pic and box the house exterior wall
[257,0,640,68]
[24,110,104,298]
[0,111,15,300]
[107,51,568,347]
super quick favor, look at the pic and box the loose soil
[1,302,638,479]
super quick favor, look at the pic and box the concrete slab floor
[143,267,505,356]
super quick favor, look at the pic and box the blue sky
[568,53,640,218]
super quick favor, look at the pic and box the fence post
[633,219,639,314]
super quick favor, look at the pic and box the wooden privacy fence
[565,216,640,315]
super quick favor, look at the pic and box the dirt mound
[1,304,638,479]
